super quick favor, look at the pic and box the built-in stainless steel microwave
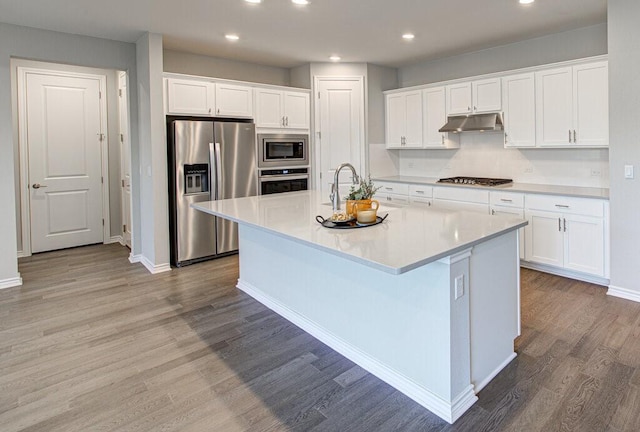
[257,133,309,168]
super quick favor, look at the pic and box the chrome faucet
[330,163,359,212]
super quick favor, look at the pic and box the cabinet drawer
[409,184,433,198]
[490,191,524,208]
[433,187,489,204]
[525,194,604,217]
[410,197,433,207]
[376,182,409,196]
[377,193,410,206]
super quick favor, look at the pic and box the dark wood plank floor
[2,244,640,431]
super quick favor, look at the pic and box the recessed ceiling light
[402,33,415,40]
[329,55,341,62]
[519,0,535,4]
[225,34,240,41]
[292,0,310,5]
[245,0,262,3]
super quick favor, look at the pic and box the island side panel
[235,224,475,423]
[469,230,520,392]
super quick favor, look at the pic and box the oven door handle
[260,175,309,182]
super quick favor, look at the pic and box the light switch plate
[455,275,464,300]
[625,165,634,179]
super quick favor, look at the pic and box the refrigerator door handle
[214,142,223,200]
[209,142,217,200]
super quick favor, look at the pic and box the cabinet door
[535,67,573,146]
[446,82,472,115]
[256,89,284,128]
[386,93,406,147]
[423,87,447,147]
[525,210,564,266]
[404,91,423,148]
[472,78,501,113]
[433,199,489,213]
[502,73,536,148]
[491,207,525,259]
[166,78,214,116]
[564,214,605,276]
[215,83,253,117]
[284,91,310,129]
[573,62,608,147]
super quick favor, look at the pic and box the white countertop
[374,176,610,200]
[192,190,526,275]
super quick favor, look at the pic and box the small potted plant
[345,175,381,217]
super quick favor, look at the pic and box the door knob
[32,183,47,189]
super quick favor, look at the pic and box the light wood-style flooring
[2,243,640,431]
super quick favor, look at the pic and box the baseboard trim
[106,235,124,246]
[237,278,476,424]
[129,253,141,264]
[607,285,640,303]
[140,256,171,274]
[474,352,517,393]
[16,250,29,259]
[520,261,609,286]
[0,276,23,289]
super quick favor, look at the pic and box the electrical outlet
[454,275,464,300]
[524,166,534,174]
[625,165,634,179]
[590,169,601,177]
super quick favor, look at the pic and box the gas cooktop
[437,177,513,187]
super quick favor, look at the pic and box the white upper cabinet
[256,89,310,129]
[423,87,460,149]
[166,78,215,116]
[214,83,253,117]
[535,61,608,147]
[502,73,536,148]
[446,78,501,115]
[385,90,423,148]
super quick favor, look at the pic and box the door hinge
[99,91,102,99]
[318,131,321,139]
[121,179,125,187]
[123,224,126,232]
[120,133,124,143]
[318,91,320,99]
[319,172,322,179]
[102,219,105,226]
[118,89,122,97]
[101,176,104,184]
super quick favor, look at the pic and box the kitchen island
[192,191,527,423]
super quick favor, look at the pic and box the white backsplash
[395,133,609,188]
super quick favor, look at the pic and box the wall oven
[259,168,309,195]
[257,133,309,168]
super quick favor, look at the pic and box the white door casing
[19,68,108,254]
[314,77,365,202]
[119,71,132,249]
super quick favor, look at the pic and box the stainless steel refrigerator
[168,119,257,266]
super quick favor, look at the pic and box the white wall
[136,33,170,271]
[608,0,640,295]
[398,133,609,188]
[0,22,137,287]
[399,23,608,87]
[163,49,290,86]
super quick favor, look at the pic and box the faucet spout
[331,163,359,212]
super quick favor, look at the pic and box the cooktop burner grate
[437,177,513,186]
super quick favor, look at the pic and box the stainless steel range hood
[439,112,504,133]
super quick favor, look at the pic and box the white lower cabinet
[490,191,525,259]
[375,181,410,205]
[433,187,490,213]
[525,195,605,278]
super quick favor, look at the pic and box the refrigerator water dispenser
[184,164,209,194]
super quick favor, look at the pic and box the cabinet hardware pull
[500,199,513,202]
[286,116,289,127]
[208,108,212,113]
[217,108,220,114]
[468,106,471,112]
[442,135,445,145]
[558,218,562,232]
[416,190,424,194]
[569,130,572,143]
[563,218,567,232]
[555,204,570,208]
[573,130,577,143]
[473,106,477,111]
[492,209,496,215]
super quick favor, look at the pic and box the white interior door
[316,77,364,202]
[119,71,132,248]
[25,71,105,253]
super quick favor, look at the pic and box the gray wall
[399,23,608,87]
[366,64,397,146]
[163,49,290,86]
[290,64,311,89]
[0,22,138,285]
[608,0,640,294]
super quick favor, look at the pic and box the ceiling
[0,0,607,68]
